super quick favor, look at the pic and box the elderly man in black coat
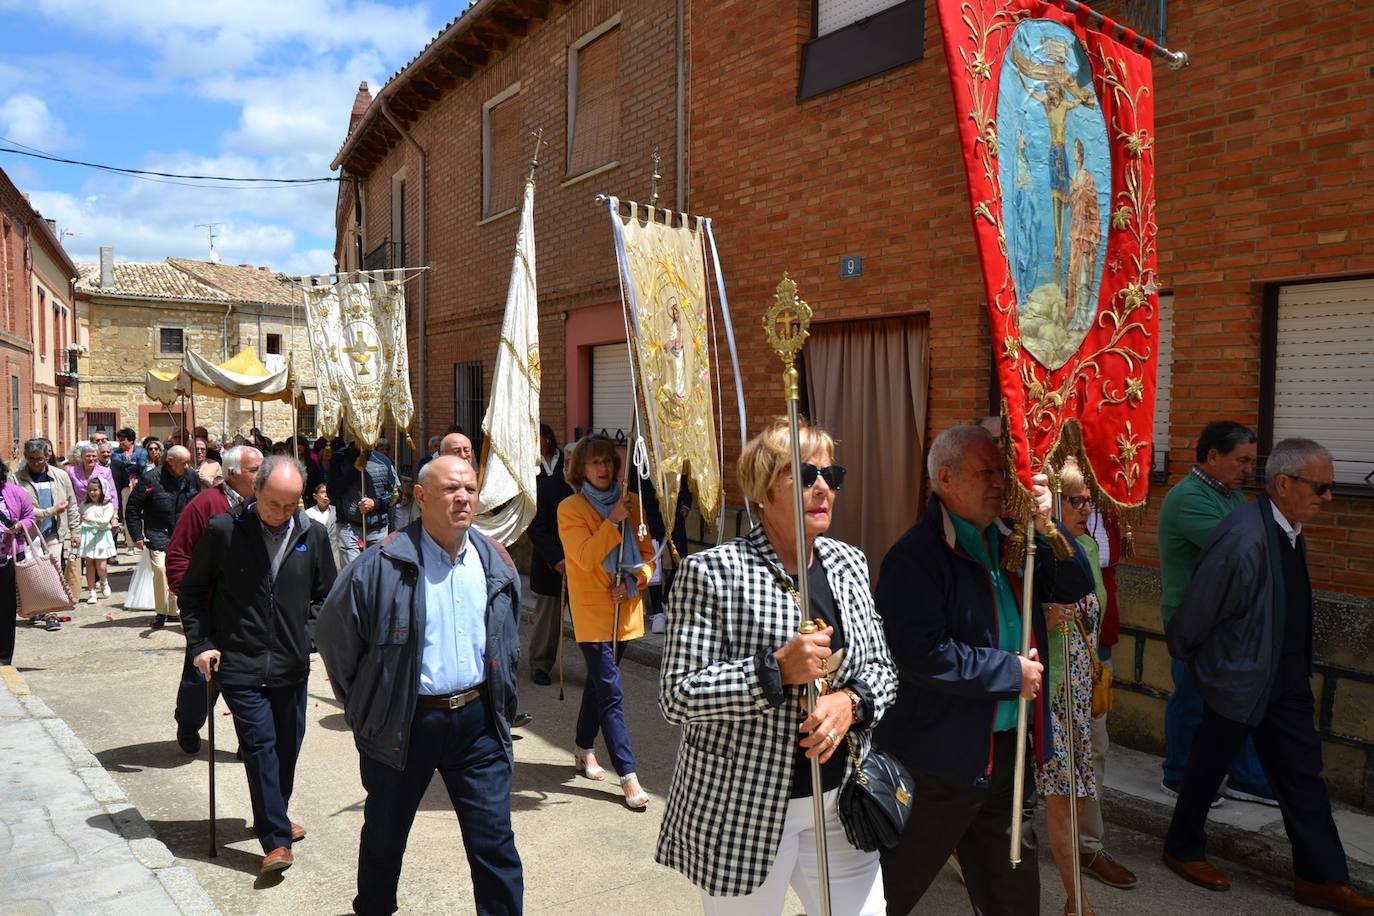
[1165,438,1374,913]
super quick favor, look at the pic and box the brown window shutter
[569,26,621,177]
[487,94,524,217]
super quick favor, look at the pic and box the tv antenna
[195,222,223,263]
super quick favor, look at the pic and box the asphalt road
[9,558,1308,915]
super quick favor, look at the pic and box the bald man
[318,455,524,914]
[180,455,337,875]
[127,444,201,628]
[440,432,476,468]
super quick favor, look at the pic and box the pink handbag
[14,526,76,618]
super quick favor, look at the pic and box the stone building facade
[333,0,1374,803]
[74,250,318,444]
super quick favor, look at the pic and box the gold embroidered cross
[344,329,378,377]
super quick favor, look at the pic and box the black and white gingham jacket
[654,527,898,896]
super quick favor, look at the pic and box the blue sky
[0,0,452,274]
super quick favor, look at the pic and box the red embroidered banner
[936,0,1161,515]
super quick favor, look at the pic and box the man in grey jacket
[1164,438,1374,913]
[316,455,523,916]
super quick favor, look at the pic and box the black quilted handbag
[838,736,914,852]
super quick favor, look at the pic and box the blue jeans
[575,641,637,777]
[218,680,308,853]
[356,696,522,916]
[1164,659,1269,788]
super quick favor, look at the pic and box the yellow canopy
[145,347,305,406]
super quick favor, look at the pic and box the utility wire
[0,139,340,186]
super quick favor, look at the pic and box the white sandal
[573,748,606,781]
[620,773,649,810]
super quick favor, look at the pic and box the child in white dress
[79,477,116,603]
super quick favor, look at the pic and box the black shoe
[512,712,533,728]
[176,728,201,754]
[531,670,552,686]
[149,615,166,630]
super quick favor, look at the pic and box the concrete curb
[1101,785,1374,890]
[2,667,222,916]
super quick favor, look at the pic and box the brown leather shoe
[1164,853,1229,891]
[260,846,293,874]
[1081,850,1138,889]
[250,821,306,842]
[1295,878,1374,914]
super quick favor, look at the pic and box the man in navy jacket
[875,425,1094,916]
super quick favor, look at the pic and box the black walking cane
[206,665,217,857]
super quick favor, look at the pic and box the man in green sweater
[1157,421,1275,805]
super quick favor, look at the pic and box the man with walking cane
[874,424,1093,916]
[180,456,337,874]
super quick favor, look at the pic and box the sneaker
[46,616,62,631]
[1221,778,1280,807]
[31,614,47,627]
[651,613,667,634]
[87,589,98,605]
[101,581,111,598]
[1162,779,1223,808]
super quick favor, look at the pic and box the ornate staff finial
[650,148,663,204]
[526,127,545,183]
[764,274,812,400]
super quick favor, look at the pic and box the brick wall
[349,0,680,446]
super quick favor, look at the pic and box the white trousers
[700,789,885,916]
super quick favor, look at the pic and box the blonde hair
[737,417,835,511]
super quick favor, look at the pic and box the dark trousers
[219,680,308,854]
[1164,658,1269,788]
[173,648,213,733]
[575,640,636,777]
[880,731,1039,916]
[356,695,522,916]
[528,591,562,678]
[0,560,15,665]
[1166,658,1348,884]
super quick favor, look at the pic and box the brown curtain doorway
[804,314,930,575]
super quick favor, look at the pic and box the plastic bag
[123,548,156,611]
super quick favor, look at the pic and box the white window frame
[482,82,522,220]
[566,14,623,178]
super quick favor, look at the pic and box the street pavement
[0,556,1348,914]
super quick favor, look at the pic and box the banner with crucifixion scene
[301,271,415,449]
[937,0,1162,518]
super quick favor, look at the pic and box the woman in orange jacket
[557,435,655,809]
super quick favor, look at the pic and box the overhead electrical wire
[0,138,341,189]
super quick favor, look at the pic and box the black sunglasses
[1284,474,1334,497]
[1067,495,1094,510]
[799,463,847,491]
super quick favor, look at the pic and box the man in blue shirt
[318,455,523,916]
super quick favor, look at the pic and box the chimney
[349,81,373,136]
[99,247,115,288]
[44,218,57,234]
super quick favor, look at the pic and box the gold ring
[827,731,838,746]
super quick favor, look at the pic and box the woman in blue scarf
[558,435,656,810]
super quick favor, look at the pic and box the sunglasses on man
[798,463,847,491]
[1284,474,1334,497]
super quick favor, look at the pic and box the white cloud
[0,93,75,149]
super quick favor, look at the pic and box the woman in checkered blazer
[655,418,898,915]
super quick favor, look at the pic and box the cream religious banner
[474,178,540,545]
[609,200,722,532]
[301,272,414,449]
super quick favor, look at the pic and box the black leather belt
[416,684,486,710]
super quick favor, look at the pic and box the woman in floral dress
[1038,457,1101,916]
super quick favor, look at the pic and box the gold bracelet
[842,687,862,722]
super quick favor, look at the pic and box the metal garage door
[590,343,633,441]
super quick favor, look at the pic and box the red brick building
[334,0,1374,799]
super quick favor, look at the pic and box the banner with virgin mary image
[936,0,1161,514]
[608,201,722,532]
